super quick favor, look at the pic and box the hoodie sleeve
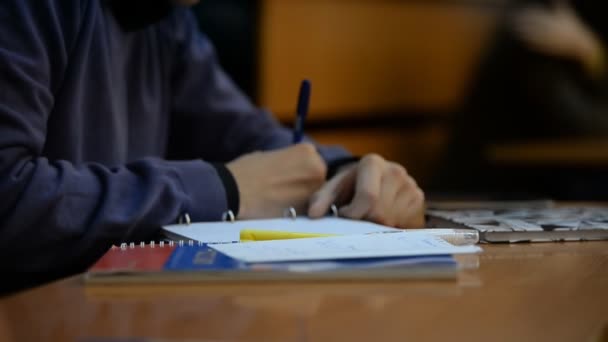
[0,0,234,285]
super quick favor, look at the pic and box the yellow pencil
[240,230,335,242]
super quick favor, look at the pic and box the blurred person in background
[433,0,608,200]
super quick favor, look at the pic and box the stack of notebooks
[86,218,482,284]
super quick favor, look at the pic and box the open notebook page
[162,217,398,243]
[210,232,482,263]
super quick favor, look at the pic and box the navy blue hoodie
[0,0,349,285]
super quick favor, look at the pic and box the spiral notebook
[85,241,460,284]
[86,211,485,284]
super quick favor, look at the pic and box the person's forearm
[0,152,231,275]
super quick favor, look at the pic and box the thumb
[308,167,356,218]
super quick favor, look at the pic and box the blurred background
[191,0,608,201]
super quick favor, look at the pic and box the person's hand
[308,154,425,228]
[512,1,603,75]
[226,143,327,219]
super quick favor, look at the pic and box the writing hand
[226,143,327,219]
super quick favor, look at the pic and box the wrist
[210,163,240,217]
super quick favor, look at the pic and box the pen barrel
[293,79,311,144]
[293,116,305,144]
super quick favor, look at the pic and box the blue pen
[293,79,311,144]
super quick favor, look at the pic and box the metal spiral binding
[115,240,204,250]
[170,203,341,226]
[284,207,297,220]
[178,212,191,225]
[330,204,339,217]
[222,210,236,222]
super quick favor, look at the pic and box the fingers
[375,163,424,228]
[367,163,403,226]
[338,155,382,220]
[393,184,426,229]
[308,166,356,218]
[284,143,328,182]
[337,155,425,229]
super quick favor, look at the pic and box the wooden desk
[1,243,607,342]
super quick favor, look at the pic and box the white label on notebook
[209,232,482,263]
